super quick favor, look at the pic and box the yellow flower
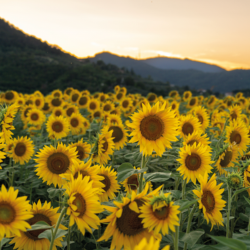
[68,112,85,135]
[190,106,210,131]
[183,131,211,147]
[77,94,90,109]
[27,107,46,126]
[128,102,179,156]
[193,172,226,229]
[179,114,202,138]
[183,91,192,101]
[69,139,91,161]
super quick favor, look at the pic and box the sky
[1,0,250,70]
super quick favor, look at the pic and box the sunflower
[102,101,115,113]
[52,89,63,99]
[87,99,100,113]
[225,120,250,155]
[77,95,90,109]
[121,170,140,193]
[177,143,213,184]
[11,136,34,165]
[21,105,34,123]
[179,114,202,138]
[193,172,226,229]
[183,91,192,101]
[115,92,125,102]
[50,98,64,108]
[26,108,46,126]
[10,200,66,250]
[3,91,17,104]
[61,159,105,191]
[65,174,103,236]
[243,166,250,196]
[187,97,198,109]
[68,113,85,135]
[32,96,44,109]
[64,87,74,97]
[183,131,211,147]
[229,105,242,122]
[35,143,78,188]
[191,106,210,131]
[98,183,161,250]
[170,100,180,116]
[169,90,179,99]
[99,93,107,103]
[128,102,179,156]
[134,237,170,250]
[70,89,80,104]
[105,122,128,150]
[147,93,157,103]
[215,145,239,176]
[0,185,33,238]
[65,105,79,117]
[15,96,25,106]
[69,139,91,161]
[211,118,226,137]
[106,114,123,125]
[206,95,217,108]
[92,129,115,165]
[46,115,69,139]
[114,85,120,93]
[92,109,103,122]
[0,149,6,169]
[139,192,180,235]
[42,101,52,114]
[98,165,120,202]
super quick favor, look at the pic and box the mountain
[89,52,250,93]
[142,57,225,73]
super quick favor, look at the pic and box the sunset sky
[1,0,250,70]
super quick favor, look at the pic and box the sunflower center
[208,97,214,105]
[197,114,203,124]
[247,176,250,183]
[55,110,62,116]
[79,96,88,106]
[24,108,32,118]
[140,115,164,140]
[127,175,139,190]
[66,108,74,117]
[100,95,105,102]
[47,152,70,174]
[189,98,196,106]
[54,92,60,97]
[116,93,123,100]
[172,103,176,109]
[74,170,90,180]
[102,138,108,153]
[148,94,156,102]
[104,104,111,111]
[122,100,129,108]
[94,111,101,118]
[76,146,85,160]
[116,200,144,236]
[230,131,242,144]
[73,193,86,217]
[89,102,97,110]
[66,89,72,95]
[109,126,123,143]
[153,205,170,220]
[14,142,26,157]
[5,91,14,100]
[185,93,189,98]
[220,150,233,167]
[230,112,237,120]
[52,121,63,133]
[31,113,39,121]
[201,190,215,213]
[187,140,198,146]
[0,203,16,224]
[185,153,201,171]
[99,174,111,191]
[72,93,79,102]
[182,122,194,136]
[51,98,61,107]
[35,99,41,106]
[70,118,79,128]
[25,213,52,239]
[43,103,50,111]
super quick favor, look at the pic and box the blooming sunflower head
[179,114,202,138]
[128,102,179,156]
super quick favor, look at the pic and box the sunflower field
[0,87,250,250]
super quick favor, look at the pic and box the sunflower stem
[230,193,238,238]
[67,225,71,250]
[139,154,146,193]
[183,202,198,250]
[174,222,180,250]
[49,206,67,250]
[226,185,232,238]
[182,179,187,199]
[175,177,180,190]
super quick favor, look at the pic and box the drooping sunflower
[139,192,180,236]
[229,105,242,122]
[114,85,120,93]
[65,174,103,236]
[42,101,52,114]
[169,90,179,99]
[99,93,107,103]
[68,113,85,135]
[0,185,33,238]
[92,129,115,165]
[98,184,161,250]
[60,159,105,191]
[105,122,128,150]
[128,102,179,156]
[98,165,120,202]
[170,100,180,116]
[35,143,78,188]
[64,87,74,97]
[183,91,192,101]
[179,114,202,138]
[193,172,226,229]
[77,94,90,109]
[215,145,239,176]
[186,97,198,109]
[10,200,66,250]
[87,99,100,113]
[206,95,217,108]
[177,143,213,184]
[211,118,226,138]
[11,136,34,165]
[46,115,70,139]
[26,108,46,126]
[225,120,250,155]
[110,107,121,116]
[191,106,210,131]
[183,131,211,147]
[69,139,91,161]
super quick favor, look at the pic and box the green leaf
[180,229,204,248]
[239,213,249,222]
[117,163,147,182]
[47,187,65,199]
[38,229,53,241]
[0,238,11,248]
[232,186,250,199]
[27,221,52,231]
[207,234,247,250]
[144,172,171,182]
[175,199,198,212]
[54,228,68,240]
[244,196,250,206]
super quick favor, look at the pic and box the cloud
[145,50,184,58]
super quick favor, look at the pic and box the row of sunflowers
[0,87,250,250]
